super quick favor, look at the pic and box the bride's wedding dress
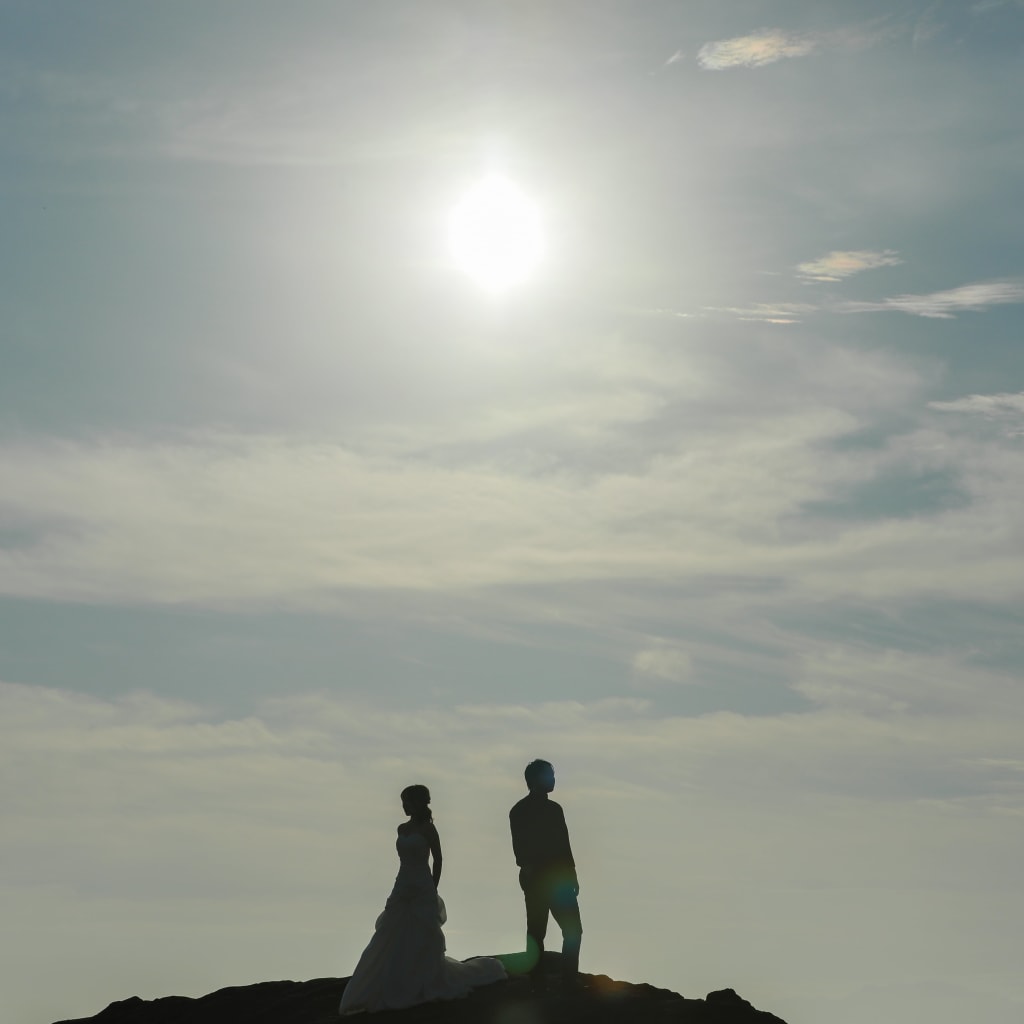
[339,832,506,1014]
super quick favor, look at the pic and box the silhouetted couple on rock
[339,760,582,1014]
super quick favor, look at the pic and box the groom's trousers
[519,866,582,977]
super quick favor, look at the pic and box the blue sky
[2,3,1023,1022]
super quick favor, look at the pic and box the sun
[447,175,544,291]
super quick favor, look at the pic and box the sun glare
[447,175,544,291]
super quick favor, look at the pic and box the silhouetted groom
[509,759,582,984]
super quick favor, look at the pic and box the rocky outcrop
[54,957,788,1024]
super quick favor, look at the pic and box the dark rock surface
[53,956,788,1024]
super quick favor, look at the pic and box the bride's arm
[428,825,443,888]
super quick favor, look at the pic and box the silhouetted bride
[339,785,506,1014]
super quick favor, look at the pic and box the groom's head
[524,759,555,794]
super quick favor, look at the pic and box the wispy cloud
[839,281,1024,318]
[703,302,817,324]
[0,423,845,605]
[631,644,695,686]
[698,29,817,70]
[930,392,1024,436]
[930,391,1024,417]
[797,249,903,283]
[5,404,1024,614]
[790,648,1019,716]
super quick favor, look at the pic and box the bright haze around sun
[446,174,545,292]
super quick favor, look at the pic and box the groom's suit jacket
[509,792,575,872]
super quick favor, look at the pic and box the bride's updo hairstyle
[401,784,433,823]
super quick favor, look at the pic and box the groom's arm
[509,806,526,867]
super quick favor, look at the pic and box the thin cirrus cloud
[930,391,1024,416]
[930,391,1024,435]
[703,302,817,324]
[698,29,817,70]
[705,277,1022,326]
[838,280,1024,318]
[797,249,903,282]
